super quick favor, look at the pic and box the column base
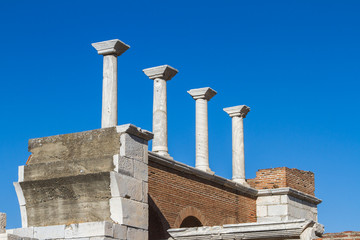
[196,166,214,174]
[152,151,173,160]
[232,178,250,187]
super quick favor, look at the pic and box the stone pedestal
[14,124,152,240]
[143,65,178,158]
[92,39,130,128]
[188,87,217,173]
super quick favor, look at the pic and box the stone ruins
[0,38,356,240]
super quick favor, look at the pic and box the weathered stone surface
[120,133,146,162]
[34,225,65,239]
[92,39,130,56]
[65,222,113,238]
[121,198,148,230]
[133,160,148,182]
[0,213,6,233]
[23,157,115,181]
[127,227,148,240]
[28,127,120,165]
[21,173,112,227]
[110,172,143,202]
[113,224,127,240]
[113,155,134,177]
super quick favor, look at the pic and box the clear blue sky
[0,0,359,233]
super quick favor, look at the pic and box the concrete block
[113,224,127,240]
[110,172,143,202]
[113,155,134,177]
[256,206,267,217]
[34,225,65,239]
[127,228,148,240]
[65,222,113,239]
[267,205,287,216]
[133,161,148,182]
[121,198,148,230]
[120,134,146,162]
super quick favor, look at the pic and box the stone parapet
[14,124,152,240]
[256,188,321,223]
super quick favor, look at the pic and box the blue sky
[0,0,359,233]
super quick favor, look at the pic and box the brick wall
[248,167,315,196]
[148,157,256,239]
[320,232,360,240]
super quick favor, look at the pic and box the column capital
[224,105,250,118]
[92,39,130,56]
[143,65,178,81]
[188,87,217,101]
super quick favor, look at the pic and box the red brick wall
[148,159,256,239]
[320,232,360,240]
[248,167,315,196]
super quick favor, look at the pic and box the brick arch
[174,206,208,228]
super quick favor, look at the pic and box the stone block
[113,155,134,177]
[6,227,34,238]
[133,161,148,182]
[110,172,143,202]
[256,196,281,205]
[127,228,148,240]
[256,206,267,217]
[0,213,6,233]
[120,133,146,162]
[64,222,113,239]
[267,205,287,216]
[121,198,148,230]
[34,225,65,239]
[280,195,288,204]
[257,216,282,222]
[142,182,148,203]
[113,224,127,240]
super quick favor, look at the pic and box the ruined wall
[248,167,315,196]
[320,231,360,240]
[148,156,257,239]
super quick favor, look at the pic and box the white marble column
[224,105,250,185]
[143,65,178,158]
[188,87,217,173]
[92,39,130,128]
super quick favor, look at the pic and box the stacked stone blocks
[13,124,153,240]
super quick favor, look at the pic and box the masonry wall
[248,167,315,196]
[148,157,257,239]
[320,232,360,240]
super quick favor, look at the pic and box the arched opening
[180,216,203,228]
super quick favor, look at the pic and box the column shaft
[232,116,245,182]
[152,78,168,154]
[195,98,210,171]
[101,54,118,128]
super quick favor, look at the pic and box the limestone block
[121,198,148,230]
[256,206,267,217]
[120,133,147,162]
[127,228,148,240]
[113,224,127,240]
[110,172,143,202]
[280,195,289,204]
[133,161,148,182]
[257,216,282,222]
[6,227,34,238]
[64,222,113,239]
[0,213,6,233]
[34,225,65,239]
[256,196,281,205]
[142,181,148,203]
[267,205,287,216]
[113,155,134,177]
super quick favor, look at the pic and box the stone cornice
[168,219,323,239]
[148,152,258,198]
[116,124,153,141]
[223,105,250,118]
[257,187,322,205]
